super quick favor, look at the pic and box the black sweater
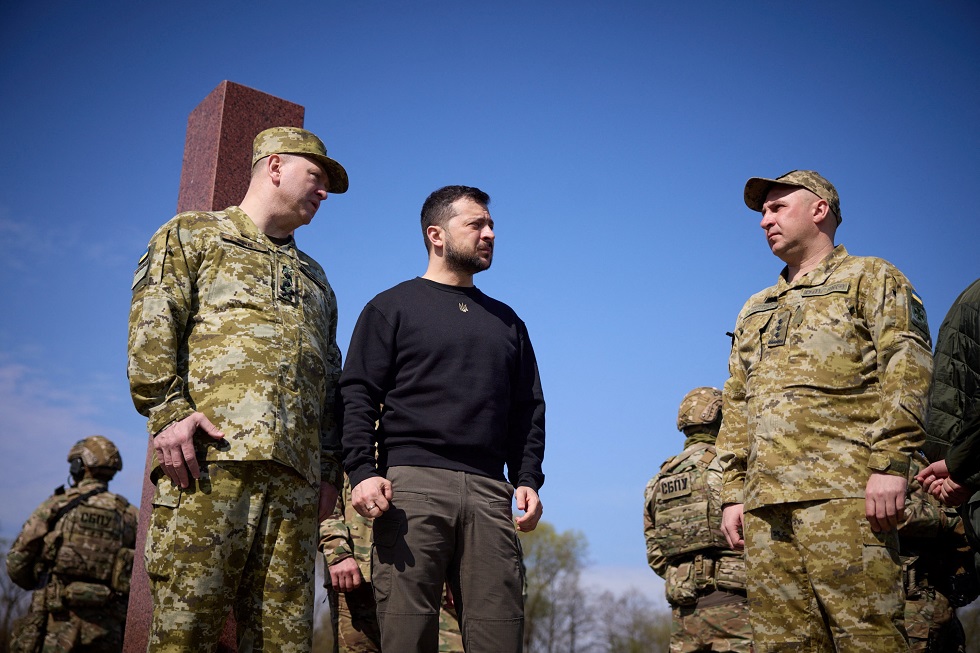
[340,278,546,490]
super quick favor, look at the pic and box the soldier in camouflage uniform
[6,436,138,653]
[716,170,933,652]
[900,454,977,653]
[644,387,752,653]
[320,475,464,652]
[127,127,348,652]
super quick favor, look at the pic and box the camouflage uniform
[127,127,346,652]
[899,456,977,653]
[6,437,138,653]
[645,388,752,652]
[320,477,464,652]
[719,237,933,652]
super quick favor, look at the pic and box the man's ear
[267,154,284,184]
[811,197,830,225]
[426,224,444,250]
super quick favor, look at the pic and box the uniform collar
[774,244,848,294]
[76,478,109,491]
[225,206,295,250]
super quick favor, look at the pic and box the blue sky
[1,1,978,602]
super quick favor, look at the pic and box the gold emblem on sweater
[459,302,469,313]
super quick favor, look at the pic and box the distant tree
[519,521,591,653]
[593,589,671,653]
[0,535,31,653]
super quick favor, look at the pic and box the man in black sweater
[340,185,546,653]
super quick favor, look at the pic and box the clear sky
[1,1,978,603]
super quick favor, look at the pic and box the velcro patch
[660,473,692,500]
[131,244,152,292]
[220,233,269,253]
[908,288,930,344]
[745,301,778,317]
[801,282,850,297]
[766,308,792,348]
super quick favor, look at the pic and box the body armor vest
[649,443,729,560]
[44,490,128,585]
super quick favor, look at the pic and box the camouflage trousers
[146,461,318,653]
[328,582,464,652]
[905,588,965,653]
[10,604,126,653]
[331,582,381,652]
[743,499,906,653]
[670,591,753,652]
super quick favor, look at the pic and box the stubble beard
[444,238,492,275]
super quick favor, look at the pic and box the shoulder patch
[131,244,153,292]
[908,288,930,345]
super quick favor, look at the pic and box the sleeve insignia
[131,244,152,292]
[907,288,931,345]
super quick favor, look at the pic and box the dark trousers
[371,466,524,653]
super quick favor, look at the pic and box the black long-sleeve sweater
[340,278,546,490]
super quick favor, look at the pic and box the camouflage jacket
[718,245,933,509]
[644,439,741,578]
[319,476,373,581]
[128,207,342,488]
[6,479,138,592]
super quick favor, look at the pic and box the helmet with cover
[67,435,123,480]
[676,387,723,432]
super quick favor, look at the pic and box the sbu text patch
[660,472,692,500]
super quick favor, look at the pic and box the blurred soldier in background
[900,454,979,653]
[6,436,138,652]
[644,387,752,652]
[320,475,464,652]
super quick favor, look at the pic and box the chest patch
[660,472,692,500]
[766,308,793,347]
[801,282,850,297]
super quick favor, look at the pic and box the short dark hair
[420,185,490,251]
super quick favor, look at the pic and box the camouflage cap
[67,435,123,472]
[677,387,723,432]
[743,170,841,224]
[252,126,349,194]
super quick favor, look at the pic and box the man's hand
[865,473,907,532]
[515,486,542,532]
[937,477,973,507]
[351,477,392,518]
[721,503,745,550]
[154,412,224,488]
[328,557,363,593]
[916,459,950,495]
[319,482,339,523]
